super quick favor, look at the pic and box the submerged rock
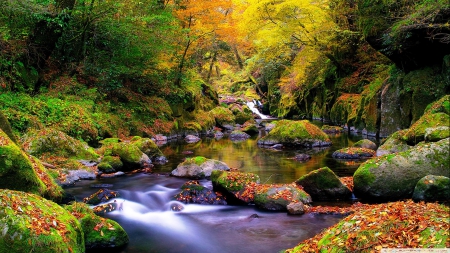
[293,153,311,162]
[332,147,375,159]
[229,130,250,141]
[296,167,352,201]
[171,156,230,179]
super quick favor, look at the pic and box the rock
[21,128,99,160]
[83,189,120,205]
[321,125,344,134]
[287,202,305,215]
[67,169,96,181]
[425,126,450,142]
[0,190,84,252]
[229,130,250,141]
[110,142,151,170]
[240,121,259,134]
[264,123,276,132]
[222,124,235,131]
[402,95,450,145]
[171,156,230,179]
[170,202,184,212]
[211,170,260,204]
[332,147,376,159]
[130,136,166,160]
[376,130,411,156]
[65,202,129,250]
[296,167,352,201]
[0,130,63,200]
[257,120,331,147]
[210,107,235,127]
[97,162,115,173]
[353,138,450,201]
[352,139,377,151]
[254,184,312,211]
[90,184,114,188]
[293,153,311,161]
[412,175,450,202]
[153,156,168,164]
[174,180,227,205]
[185,135,201,143]
[99,155,123,172]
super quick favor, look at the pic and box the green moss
[261,120,330,144]
[353,161,376,187]
[0,110,17,144]
[130,137,163,159]
[101,156,123,170]
[185,156,207,166]
[111,143,147,169]
[330,94,361,125]
[0,190,84,253]
[297,167,341,189]
[99,138,121,145]
[211,171,260,192]
[210,107,235,126]
[402,112,450,144]
[65,202,129,250]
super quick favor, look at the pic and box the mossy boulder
[425,126,450,142]
[376,129,411,156]
[352,139,377,151]
[257,120,331,147]
[353,138,450,201]
[253,184,312,211]
[412,175,450,202]
[109,142,151,170]
[98,156,123,173]
[210,107,235,127]
[0,110,17,144]
[211,170,260,204]
[171,156,230,179]
[332,147,376,159]
[0,190,84,253]
[83,189,120,205]
[229,130,250,141]
[296,167,352,201]
[65,203,128,250]
[130,136,164,160]
[240,121,259,135]
[21,128,99,160]
[0,130,63,201]
[321,125,343,134]
[174,180,227,205]
[402,95,450,145]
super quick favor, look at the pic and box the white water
[246,101,271,119]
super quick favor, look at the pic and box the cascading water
[246,101,272,119]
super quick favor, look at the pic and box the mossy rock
[99,155,122,171]
[321,125,343,134]
[257,120,331,147]
[99,138,121,145]
[425,126,450,142]
[65,202,129,250]
[83,189,120,205]
[0,190,84,253]
[412,175,450,202]
[210,107,235,127]
[354,138,450,201]
[171,156,230,179]
[253,184,312,211]
[229,130,250,141]
[21,128,99,160]
[296,167,352,201]
[0,110,17,144]
[332,147,375,159]
[240,122,259,134]
[174,181,227,205]
[97,162,115,173]
[402,112,450,145]
[110,142,150,170]
[211,170,260,193]
[0,130,63,201]
[352,139,377,151]
[130,137,164,159]
[376,129,411,156]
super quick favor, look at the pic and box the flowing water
[65,121,374,253]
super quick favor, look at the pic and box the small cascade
[246,101,272,119]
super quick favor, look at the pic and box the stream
[65,121,374,253]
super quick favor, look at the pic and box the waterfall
[246,101,271,119]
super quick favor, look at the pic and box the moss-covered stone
[211,170,260,192]
[321,125,343,134]
[376,129,411,156]
[412,175,450,202]
[99,138,121,145]
[402,112,450,145]
[332,147,376,159]
[257,120,331,147]
[174,180,227,205]
[352,139,377,151]
[210,107,235,127]
[130,137,164,159]
[21,128,99,160]
[240,121,259,134]
[65,202,128,250]
[110,142,150,170]
[254,184,312,211]
[0,190,84,253]
[100,155,123,171]
[83,189,119,205]
[296,167,352,201]
[171,157,230,179]
[229,130,250,141]
[0,130,63,201]
[425,126,450,142]
[354,138,450,201]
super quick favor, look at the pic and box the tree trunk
[233,45,244,69]
[207,51,217,82]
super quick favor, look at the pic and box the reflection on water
[66,122,374,253]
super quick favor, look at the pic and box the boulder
[264,123,276,132]
[353,138,450,201]
[352,139,377,151]
[253,184,312,211]
[425,126,450,142]
[184,135,201,143]
[240,121,259,135]
[174,181,227,205]
[83,189,120,205]
[287,202,305,215]
[211,170,260,204]
[210,107,235,127]
[412,175,450,202]
[296,167,352,201]
[257,120,331,147]
[98,155,123,173]
[65,202,128,250]
[130,136,165,161]
[229,130,250,141]
[171,156,230,179]
[332,147,375,159]
[109,142,151,170]
[0,130,63,200]
[0,190,84,253]
[321,125,344,134]
[376,129,411,156]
